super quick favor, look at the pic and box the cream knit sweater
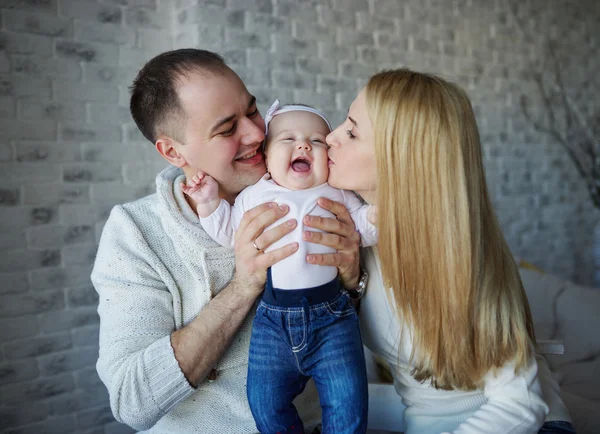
[91,166,321,433]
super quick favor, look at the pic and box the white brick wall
[0,0,598,432]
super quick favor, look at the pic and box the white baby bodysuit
[200,176,377,290]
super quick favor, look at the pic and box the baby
[182,101,376,433]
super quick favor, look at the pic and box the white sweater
[359,247,569,434]
[200,176,377,289]
[91,166,321,433]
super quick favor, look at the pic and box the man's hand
[232,202,299,296]
[302,197,361,289]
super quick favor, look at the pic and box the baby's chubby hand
[180,172,219,205]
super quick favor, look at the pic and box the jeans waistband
[262,267,342,307]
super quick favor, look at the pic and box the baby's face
[264,111,330,190]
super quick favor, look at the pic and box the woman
[326,69,575,434]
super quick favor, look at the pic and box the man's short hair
[129,49,228,144]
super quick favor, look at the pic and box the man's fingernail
[307,255,315,262]
[304,215,312,223]
[288,220,296,227]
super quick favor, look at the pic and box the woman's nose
[326,130,338,148]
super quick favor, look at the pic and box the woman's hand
[232,202,298,297]
[303,197,362,289]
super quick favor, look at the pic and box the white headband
[263,99,332,136]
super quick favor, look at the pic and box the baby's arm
[180,172,243,249]
[342,191,378,247]
[180,172,220,217]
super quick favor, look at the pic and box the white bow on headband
[263,99,332,136]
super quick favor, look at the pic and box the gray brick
[3,9,73,37]
[374,32,409,52]
[122,161,167,184]
[0,227,26,251]
[356,12,397,33]
[0,0,57,10]
[54,80,119,102]
[221,48,246,66]
[274,35,318,59]
[4,334,72,360]
[0,315,39,341]
[125,6,161,28]
[0,188,20,205]
[318,42,356,61]
[48,388,107,416]
[2,373,74,404]
[272,70,315,91]
[31,205,60,225]
[0,31,53,56]
[72,326,99,347]
[232,65,271,87]
[88,104,131,125]
[336,29,374,46]
[228,0,271,13]
[62,243,98,267]
[59,123,121,143]
[39,347,98,376]
[124,122,147,142]
[83,65,138,87]
[59,0,122,23]
[339,61,378,78]
[178,4,244,27]
[134,27,172,52]
[66,284,99,307]
[246,12,288,33]
[0,359,39,387]
[60,203,112,226]
[0,95,16,118]
[2,118,56,141]
[293,22,335,43]
[77,405,114,430]
[18,99,86,122]
[372,0,405,17]
[317,75,357,94]
[0,74,52,98]
[0,289,64,315]
[316,5,355,27]
[330,0,369,11]
[91,181,154,205]
[0,141,14,161]
[0,272,28,295]
[119,46,157,67]
[276,0,318,22]
[27,225,64,248]
[12,54,82,79]
[0,162,61,183]
[62,163,122,183]
[5,415,77,434]
[225,28,270,49]
[358,46,400,64]
[82,142,146,163]
[24,183,89,205]
[55,40,119,64]
[29,264,93,291]
[38,307,100,333]
[74,20,136,46]
[296,57,338,76]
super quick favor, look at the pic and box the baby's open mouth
[291,157,311,172]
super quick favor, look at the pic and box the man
[91,49,363,433]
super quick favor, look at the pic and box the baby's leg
[247,303,308,434]
[304,292,368,433]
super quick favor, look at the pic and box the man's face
[265,111,330,191]
[173,69,266,201]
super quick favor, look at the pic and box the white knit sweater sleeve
[91,205,194,431]
[341,190,378,247]
[447,355,549,434]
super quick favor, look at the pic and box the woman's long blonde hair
[367,69,535,390]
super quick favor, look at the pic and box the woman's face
[326,88,377,203]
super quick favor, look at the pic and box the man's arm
[93,203,296,429]
[171,202,297,386]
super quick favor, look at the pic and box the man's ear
[156,136,186,168]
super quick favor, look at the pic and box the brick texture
[0,0,598,432]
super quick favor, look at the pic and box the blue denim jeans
[538,421,576,433]
[247,269,368,434]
